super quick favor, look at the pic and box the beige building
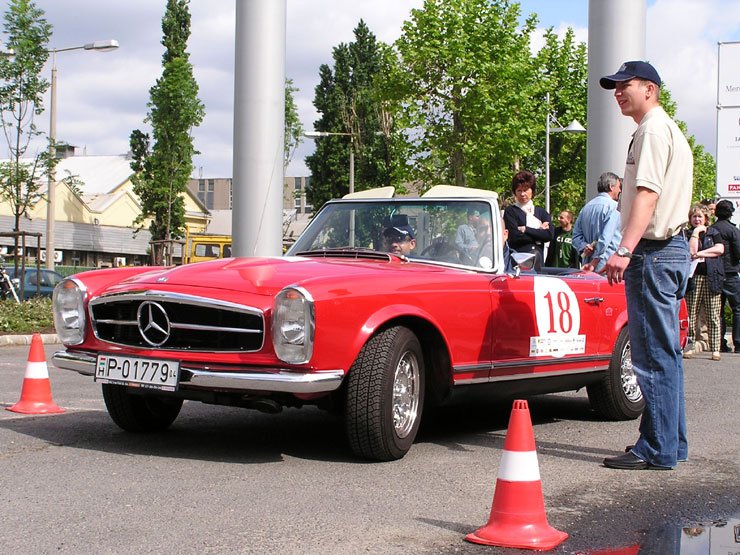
[0,151,209,267]
[0,151,314,267]
[186,175,313,238]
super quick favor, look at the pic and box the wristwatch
[616,246,632,258]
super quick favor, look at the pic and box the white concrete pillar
[587,0,646,200]
[232,0,286,256]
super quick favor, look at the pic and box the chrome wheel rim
[620,341,642,403]
[392,350,420,439]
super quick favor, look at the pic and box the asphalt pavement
[0,340,738,554]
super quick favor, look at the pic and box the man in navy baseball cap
[383,224,416,256]
[599,60,661,89]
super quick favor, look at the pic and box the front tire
[102,384,183,432]
[587,327,643,420]
[345,326,425,461]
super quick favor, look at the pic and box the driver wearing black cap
[382,224,416,256]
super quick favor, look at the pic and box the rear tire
[587,327,643,420]
[102,384,183,432]
[345,326,425,461]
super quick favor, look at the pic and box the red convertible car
[52,186,685,461]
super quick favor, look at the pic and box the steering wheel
[421,237,474,265]
[474,234,492,263]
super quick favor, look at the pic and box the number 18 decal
[531,276,585,358]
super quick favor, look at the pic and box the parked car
[5,266,64,299]
[51,186,688,461]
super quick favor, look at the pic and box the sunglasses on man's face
[384,234,411,244]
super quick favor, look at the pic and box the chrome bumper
[52,350,344,394]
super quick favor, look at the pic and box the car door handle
[584,297,604,304]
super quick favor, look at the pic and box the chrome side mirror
[511,252,536,276]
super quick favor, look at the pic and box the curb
[0,334,60,347]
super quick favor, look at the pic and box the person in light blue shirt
[572,172,622,272]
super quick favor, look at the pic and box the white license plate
[95,354,179,391]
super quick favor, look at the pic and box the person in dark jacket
[682,204,725,360]
[711,200,740,352]
[503,170,553,271]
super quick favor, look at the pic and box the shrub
[0,297,54,334]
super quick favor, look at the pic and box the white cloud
[646,0,740,152]
[6,0,740,179]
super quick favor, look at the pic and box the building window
[201,180,213,209]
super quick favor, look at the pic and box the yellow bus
[184,234,232,264]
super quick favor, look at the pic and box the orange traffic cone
[7,333,65,414]
[466,399,567,550]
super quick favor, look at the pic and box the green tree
[658,88,716,204]
[129,0,204,264]
[0,0,52,237]
[390,0,539,191]
[306,20,397,209]
[526,27,588,216]
[284,78,303,169]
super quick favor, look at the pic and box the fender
[343,303,452,372]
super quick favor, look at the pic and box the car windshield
[287,198,501,271]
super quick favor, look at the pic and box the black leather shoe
[604,451,649,469]
[624,445,687,463]
[603,451,673,470]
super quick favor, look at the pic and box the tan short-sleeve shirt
[619,106,693,240]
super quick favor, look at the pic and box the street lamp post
[545,92,586,214]
[304,130,356,195]
[45,40,119,269]
[305,130,359,245]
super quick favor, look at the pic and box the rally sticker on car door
[530,276,586,358]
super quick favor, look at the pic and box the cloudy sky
[7,0,740,178]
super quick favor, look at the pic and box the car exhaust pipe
[245,397,283,414]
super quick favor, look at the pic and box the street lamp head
[551,119,586,133]
[83,40,119,52]
[305,130,354,138]
[561,119,586,133]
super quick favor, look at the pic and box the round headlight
[272,287,314,364]
[52,278,87,345]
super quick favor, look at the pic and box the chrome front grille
[90,291,264,352]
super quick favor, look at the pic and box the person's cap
[383,224,414,240]
[599,61,661,90]
[467,208,481,216]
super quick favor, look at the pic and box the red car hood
[115,255,450,298]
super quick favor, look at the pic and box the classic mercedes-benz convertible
[52,186,686,461]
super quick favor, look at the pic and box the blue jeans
[624,235,690,468]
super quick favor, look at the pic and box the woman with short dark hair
[502,170,554,270]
